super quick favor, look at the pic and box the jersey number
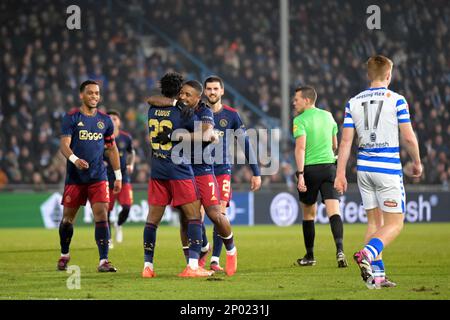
[361,100,384,130]
[148,119,173,151]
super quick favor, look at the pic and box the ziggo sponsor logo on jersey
[79,130,103,141]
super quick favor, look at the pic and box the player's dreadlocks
[160,72,184,98]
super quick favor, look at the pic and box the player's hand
[127,164,134,174]
[176,100,194,119]
[334,175,347,195]
[154,126,173,145]
[74,159,89,170]
[250,176,261,191]
[411,161,423,178]
[210,131,220,144]
[297,175,307,193]
[113,179,122,194]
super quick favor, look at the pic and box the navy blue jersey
[61,108,115,184]
[192,103,215,176]
[105,130,133,185]
[213,105,260,176]
[148,105,195,180]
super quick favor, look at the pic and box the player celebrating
[335,55,422,289]
[104,110,135,247]
[143,73,213,278]
[148,80,239,276]
[57,80,122,272]
[203,76,261,271]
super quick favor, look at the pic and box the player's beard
[207,96,220,105]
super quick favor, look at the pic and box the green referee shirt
[293,107,338,166]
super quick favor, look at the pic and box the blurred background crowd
[1,0,449,191]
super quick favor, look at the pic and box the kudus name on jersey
[79,130,103,141]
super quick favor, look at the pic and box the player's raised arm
[146,95,174,107]
[147,96,193,118]
[160,120,216,144]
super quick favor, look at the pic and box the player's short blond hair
[367,55,393,81]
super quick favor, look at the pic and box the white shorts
[357,171,405,213]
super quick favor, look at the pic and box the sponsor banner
[43,191,251,228]
[0,190,448,228]
[204,192,253,226]
[255,191,450,225]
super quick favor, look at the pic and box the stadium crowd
[0,0,449,190]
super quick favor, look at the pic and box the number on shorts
[208,182,216,196]
[222,179,231,193]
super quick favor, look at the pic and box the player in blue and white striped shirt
[335,55,422,289]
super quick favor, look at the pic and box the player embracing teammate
[203,76,261,270]
[145,74,261,277]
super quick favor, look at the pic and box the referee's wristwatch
[295,171,304,178]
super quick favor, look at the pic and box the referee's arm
[295,135,307,192]
[332,135,338,153]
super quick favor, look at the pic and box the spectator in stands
[0,0,448,190]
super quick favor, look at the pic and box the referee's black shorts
[298,163,340,205]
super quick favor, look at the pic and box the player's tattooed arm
[60,136,89,170]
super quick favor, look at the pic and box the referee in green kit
[292,86,348,268]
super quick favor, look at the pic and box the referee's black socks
[329,214,344,253]
[302,220,315,258]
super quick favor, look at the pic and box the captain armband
[104,134,116,148]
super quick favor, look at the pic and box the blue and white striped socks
[371,259,385,278]
[363,238,384,262]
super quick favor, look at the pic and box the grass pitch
[0,224,448,300]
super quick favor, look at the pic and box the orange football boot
[142,266,156,278]
[225,249,237,276]
[178,265,214,278]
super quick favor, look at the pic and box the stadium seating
[0,0,448,189]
